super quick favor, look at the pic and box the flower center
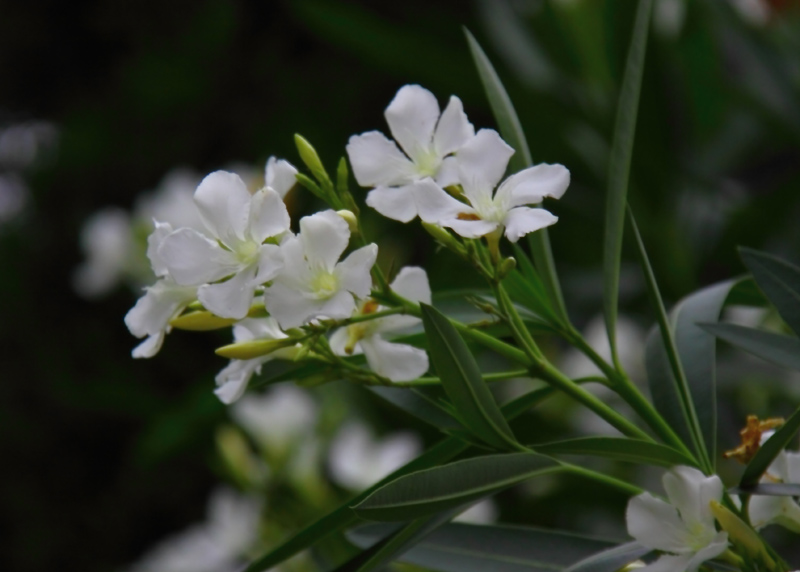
[234,240,259,265]
[310,270,340,299]
[415,151,441,178]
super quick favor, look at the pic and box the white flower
[415,129,569,243]
[73,208,137,297]
[263,210,378,329]
[124,222,197,358]
[264,156,298,198]
[329,267,430,382]
[347,84,474,223]
[328,421,421,490]
[626,466,728,572]
[214,318,299,404]
[158,170,287,320]
[748,433,800,532]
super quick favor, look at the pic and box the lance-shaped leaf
[368,386,463,432]
[564,541,652,572]
[348,522,618,572]
[465,28,567,325]
[700,322,800,372]
[421,303,519,451]
[354,453,560,522]
[740,247,800,337]
[603,0,653,361]
[740,404,800,487]
[532,437,695,468]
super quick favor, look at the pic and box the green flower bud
[215,337,298,360]
[170,311,238,331]
[336,209,359,235]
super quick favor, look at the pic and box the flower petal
[503,206,558,243]
[215,358,264,404]
[264,283,321,329]
[626,492,694,552]
[318,289,358,321]
[495,163,570,209]
[198,263,258,319]
[443,218,499,239]
[389,266,431,305]
[158,228,239,285]
[274,234,310,290]
[366,185,419,223]
[456,129,514,197]
[253,243,283,284]
[265,156,298,198]
[329,326,362,356]
[194,171,252,243]
[663,466,722,533]
[384,85,440,163]
[248,187,290,243]
[336,243,378,299]
[682,532,728,571]
[146,220,174,277]
[433,95,475,157]
[434,156,460,188]
[125,279,197,338]
[361,336,429,381]
[638,554,695,572]
[414,179,470,224]
[132,332,165,359]
[299,210,350,272]
[346,131,417,187]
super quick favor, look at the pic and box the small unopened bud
[422,222,465,255]
[294,134,329,184]
[710,501,774,567]
[616,562,646,571]
[216,425,262,488]
[497,256,517,279]
[170,311,238,331]
[336,209,359,234]
[216,337,297,360]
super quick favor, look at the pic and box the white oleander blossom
[626,466,728,572]
[264,210,378,329]
[125,222,198,358]
[329,266,430,382]
[214,318,299,404]
[264,155,298,198]
[158,170,287,320]
[415,129,569,243]
[748,432,800,532]
[347,84,475,223]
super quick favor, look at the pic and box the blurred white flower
[748,432,800,532]
[73,208,137,297]
[328,421,421,490]
[453,499,498,524]
[264,210,377,329]
[134,169,205,233]
[415,129,569,243]
[626,466,728,572]
[329,266,430,382]
[560,314,646,381]
[347,84,474,223]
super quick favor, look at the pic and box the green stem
[563,463,642,496]
[396,369,530,387]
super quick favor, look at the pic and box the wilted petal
[366,185,419,223]
[300,210,350,272]
[361,336,428,381]
[215,358,263,404]
[194,171,252,243]
[433,96,474,157]
[503,206,558,243]
[254,243,283,284]
[495,163,570,209]
[346,131,417,187]
[158,228,239,285]
[337,243,378,298]
[456,129,514,195]
[626,492,693,553]
[384,85,440,164]
[414,179,469,224]
[248,188,290,243]
[265,156,298,198]
[198,264,258,319]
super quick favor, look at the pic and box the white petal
[664,466,722,533]
[265,156,298,198]
[318,289,358,321]
[158,228,239,285]
[374,431,421,478]
[146,221,174,277]
[366,185,419,223]
[248,188,290,243]
[299,210,350,272]
[495,163,570,209]
[389,266,431,304]
[503,206,558,243]
[749,494,785,529]
[329,327,361,356]
[264,283,321,329]
[384,85,440,164]
[124,279,196,338]
[336,243,378,298]
[194,171,252,243]
[198,264,258,319]
[274,234,310,289]
[456,129,514,195]
[433,96,475,157]
[254,243,283,284]
[639,554,695,572]
[444,218,499,239]
[346,131,418,187]
[683,532,729,571]
[626,492,694,552]
[214,359,263,404]
[132,332,165,359]
[361,336,429,381]
[434,156,460,188]
[414,179,470,224]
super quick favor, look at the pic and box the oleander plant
[112,3,800,572]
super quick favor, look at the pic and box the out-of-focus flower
[454,499,499,524]
[328,421,421,490]
[329,266,430,382]
[748,432,800,532]
[264,210,377,329]
[158,171,286,319]
[415,129,569,243]
[74,208,138,297]
[347,84,474,223]
[626,466,728,572]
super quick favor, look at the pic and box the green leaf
[532,437,695,468]
[739,247,800,337]
[741,404,800,487]
[730,483,800,497]
[700,322,800,372]
[250,361,332,390]
[368,387,463,431]
[602,0,653,361]
[564,541,652,572]
[420,303,519,451]
[464,28,568,325]
[348,522,618,572]
[354,453,561,522]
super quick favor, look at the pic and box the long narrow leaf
[564,541,652,572]
[354,453,560,522]
[532,437,695,468]
[730,483,800,497]
[421,303,518,450]
[700,322,800,372]
[602,0,653,361]
[741,404,800,487]
[349,522,617,572]
[368,386,463,431]
[739,247,800,337]
[465,29,568,324]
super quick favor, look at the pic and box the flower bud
[422,222,466,256]
[294,134,330,185]
[497,256,517,279]
[710,501,775,568]
[216,337,298,360]
[336,209,359,235]
[216,425,263,488]
[170,311,238,331]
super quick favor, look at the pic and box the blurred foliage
[2,0,800,571]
